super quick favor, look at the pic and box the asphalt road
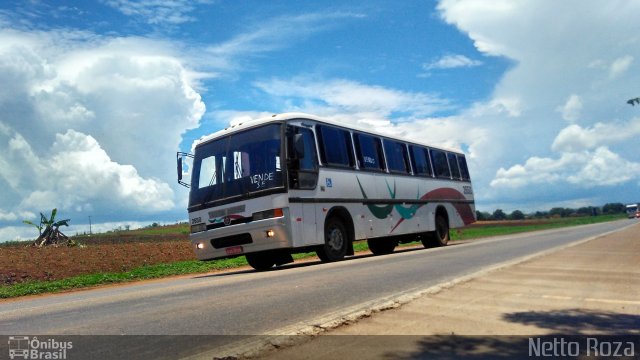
[0,220,630,359]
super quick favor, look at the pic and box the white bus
[626,204,639,219]
[177,113,476,270]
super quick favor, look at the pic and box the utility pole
[89,216,92,235]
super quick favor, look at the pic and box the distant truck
[626,203,640,219]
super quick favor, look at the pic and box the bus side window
[448,152,461,179]
[410,145,432,177]
[457,155,470,181]
[318,125,354,167]
[354,133,385,171]
[384,140,410,174]
[430,149,451,179]
[297,128,318,171]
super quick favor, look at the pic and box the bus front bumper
[189,217,293,261]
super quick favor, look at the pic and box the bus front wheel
[246,252,275,271]
[317,217,348,262]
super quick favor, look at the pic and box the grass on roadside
[0,258,246,298]
[0,214,628,299]
[451,214,625,240]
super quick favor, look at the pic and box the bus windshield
[189,124,283,208]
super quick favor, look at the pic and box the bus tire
[367,237,397,255]
[421,214,449,248]
[317,217,348,262]
[246,252,275,271]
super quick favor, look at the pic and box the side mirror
[293,133,305,159]
[176,152,194,188]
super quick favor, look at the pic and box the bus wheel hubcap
[328,227,344,250]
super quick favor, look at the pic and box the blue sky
[1,1,639,240]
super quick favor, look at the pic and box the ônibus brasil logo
[8,336,73,360]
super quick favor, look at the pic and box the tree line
[476,203,628,221]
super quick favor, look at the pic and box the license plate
[225,246,243,255]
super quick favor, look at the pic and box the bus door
[287,125,319,245]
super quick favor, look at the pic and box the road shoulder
[259,222,640,359]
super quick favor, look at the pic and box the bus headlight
[252,208,284,221]
[266,229,275,237]
[196,242,205,249]
[190,223,207,233]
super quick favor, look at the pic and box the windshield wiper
[208,170,217,187]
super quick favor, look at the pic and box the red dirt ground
[1,240,195,285]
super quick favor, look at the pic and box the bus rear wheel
[367,237,397,255]
[421,214,449,248]
[246,252,275,271]
[317,217,348,262]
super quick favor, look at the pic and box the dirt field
[0,240,194,285]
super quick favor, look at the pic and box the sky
[1,0,639,241]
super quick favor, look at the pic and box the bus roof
[195,112,463,154]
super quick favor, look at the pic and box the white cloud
[557,94,582,123]
[1,127,174,214]
[423,54,482,70]
[609,55,634,79]
[204,12,365,71]
[436,0,640,209]
[589,56,636,81]
[492,147,640,189]
[209,110,275,128]
[552,118,640,153]
[254,77,450,117]
[568,147,640,186]
[490,115,640,192]
[0,226,36,242]
[0,9,367,236]
[103,0,212,25]
[437,0,519,56]
[0,29,205,224]
[51,129,174,211]
[0,210,35,221]
[471,97,522,118]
